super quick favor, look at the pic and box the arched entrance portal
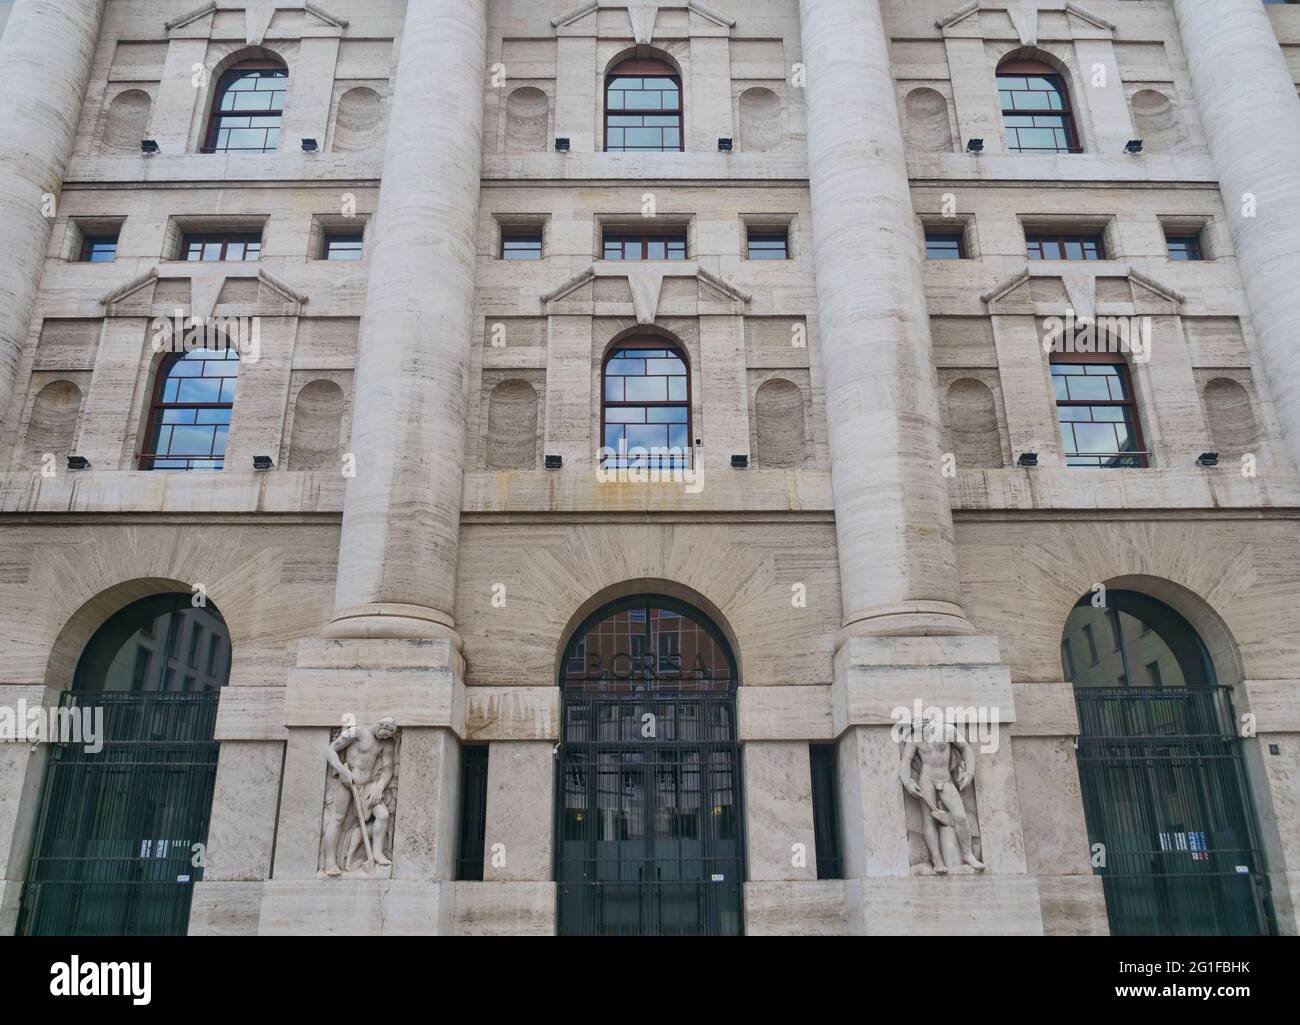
[1064,589,1272,935]
[17,593,231,935]
[556,595,744,935]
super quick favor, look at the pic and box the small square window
[1165,234,1203,261]
[323,232,364,260]
[747,231,788,260]
[80,235,119,262]
[925,232,965,260]
[502,234,543,260]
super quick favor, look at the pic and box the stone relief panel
[318,718,399,878]
[899,719,986,875]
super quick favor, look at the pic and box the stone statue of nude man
[899,717,986,874]
[322,717,397,876]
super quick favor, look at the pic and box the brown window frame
[180,232,263,262]
[1026,232,1106,261]
[997,59,1082,155]
[601,341,693,470]
[925,231,966,260]
[202,59,288,155]
[1050,351,1148,468]
[602,232,688,260]
[139,347,240,471]
[79,235,119,262]
[604,58,683,154]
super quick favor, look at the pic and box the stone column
[0,0,105,434]
[328,0,487,640]
[1174,0,1300,476]
[800,0,1045,934]
[798,0,968,639]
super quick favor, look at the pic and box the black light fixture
[731,454,749,469]
[545,454,563,469]
[1197,451,1220,467]
[66,455,90,471]
[554,137,570,153]
[966,138,984,153]
[1017,452,1039,468]
[1125,139,1144,154]
[301,138,319,153]
[141,139,160,155]
[718,137,733,152]
[253,455,274,470]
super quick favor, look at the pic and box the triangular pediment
[543,262,748,322]
[169,1,347,43]
[938,2,1113,40]
[553,1,733,40]
[100,267,308,318]
[982,266,1182,317]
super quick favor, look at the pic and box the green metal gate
[1075,686,1273,935]
[16,689,221,936]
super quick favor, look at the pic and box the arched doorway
[17,593,231,935]
[556,595,744,935]
[1063,589,1273,935]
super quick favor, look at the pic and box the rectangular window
[455,745,490,881]
[1026,233,1105,261]
[747,231,788,260]
[810,744,843,880]
[323,232,364,261]
[181,233,262,262]
[1165,234,1203,261]
[502,234,543,260]
[602,233,687,261]
[80,235,119,262]
[925,232,965,260]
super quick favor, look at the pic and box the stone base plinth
[744,880,849,935]
[453,881,555,935]
[846,874,1043,935]
[258,879,454,935]
[189,880,265,936]
[1037,874,1110,936]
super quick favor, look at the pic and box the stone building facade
[0,0,1298,936]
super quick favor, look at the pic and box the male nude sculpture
[899,717,986,874]
[322,717,397,876]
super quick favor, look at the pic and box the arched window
[605,58,682,152]
[17,593,231,935]
[204,58,288,153]
[1063,589,1271,936]
[140,346,240,470]
[1062,590,1215,688]
[997,59,1080,154]
[601,342,690,469]
[1050,351,1147,467]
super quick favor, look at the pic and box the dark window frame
[180,232,263,262]
[322,231,364,261]
[1026,232,1106,261]
[604,58,683,154]
[601,340,692,469]
[202,59,288,155]
[925,231,966,260]
[997,59,1082,155]
[602,232,688,261]
[501,233,544,260]
[1165,233,1204,261]
[1051,351,1149,468]
[139,347,240,471]
[79,235,119,262]
[809,744,843,880]
[746,230,790,260]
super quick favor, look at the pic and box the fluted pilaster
[328,0,487,640]
[798,0,970,638]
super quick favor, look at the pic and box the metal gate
[16,689,221,936]
[1075,686,1273,935]
[557,691,743,935]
